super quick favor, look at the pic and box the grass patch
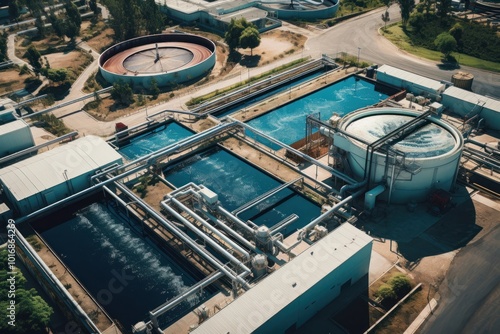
[382,23,500,72]
[32,113,72,136]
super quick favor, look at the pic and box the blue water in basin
[247,76,389,148]
[118,122,194,160]
[163,147,321,236]
[38,202,205,331]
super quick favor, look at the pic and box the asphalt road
[422,224,500,333]
[306,5,500,99]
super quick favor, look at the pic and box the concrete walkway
[403,298,438,334]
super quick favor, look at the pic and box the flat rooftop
[192,223,372,333]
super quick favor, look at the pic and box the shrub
[375,284,397,308]
[389,274,412,298]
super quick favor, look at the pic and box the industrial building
[192,223,372,334]
[376,64,447,100]
[0,119,35,158]
[0,136,122,216]
[441,86,500,131]
[158,0,338,33]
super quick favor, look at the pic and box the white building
[0,119,35,158]
[376,65,446,100]
[0,136,122,216]
[193,223,372,334]
[441,86,500,131]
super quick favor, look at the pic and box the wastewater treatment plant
[1,9,500,334]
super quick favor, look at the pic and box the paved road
[306,5,500,99]
[422,223,500,333]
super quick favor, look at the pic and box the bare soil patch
[239,29,307,67]
[84,26,115,53]
[0,68,32,94]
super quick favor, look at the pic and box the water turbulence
[164,148,320,235]
[39,202,203,331]
[118,122,194,160]
[345,114,456,158]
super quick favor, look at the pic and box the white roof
[0,119,30,136]
[377,64,445,92]
[0,136,122,201]
[193,223,372,333]
[443,86,500,112]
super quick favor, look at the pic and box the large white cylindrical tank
[334,108,464,203]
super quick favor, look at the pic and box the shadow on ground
[358,192,481,263]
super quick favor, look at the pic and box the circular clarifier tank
[99,33,216,89]
[337,107,464,203]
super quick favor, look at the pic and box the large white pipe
[161,202,252,277]
[149,270,225,319]
[169,197,251,261]
[301,188,365,233]
[196,205,257,251]
[115,183,250,289]
[217,206,256,235]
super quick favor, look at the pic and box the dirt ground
[0,68,32,94]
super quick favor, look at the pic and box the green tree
[224,18,250,52]
[25,45,42,72]
[111,80,134,106]
[436,0,452,19]
[142,0,164,35]
[388,274,412,298]
[0,32,7,62]
[89,0,100,15]
[381,11,390,30]
[48,14,65,39]
[0,249,53,333]
[149,78,160,100]
[8,0,21,23]
[239,26,260,56]
[64,0,81,38]
[434,32,457,58]
[449,23,463,48]
[408,12,425,30]
[45,68,68,83]
[397,0,415,28]
[374,284,397,308]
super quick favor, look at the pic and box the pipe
[169,197,251,261]
[269,214,299,235]
[302,187,365,233]
[364,184,386,211]
[232,177,303,216]
[17,122,240,223]
[0,131,78,166]
[116,182,251,290]
[229,118,356,184]
[161,201,252,276]
[275,237,303,254]
[149,270,225,319]
[340,180,367,198]
[201,208,257,251]
[217,206,256,235]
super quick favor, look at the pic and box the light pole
[357,47,361,71]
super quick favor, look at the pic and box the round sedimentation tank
[99,33,216,89]
[258,0,339,20]
[451,71,474,91]
[336,107,464,203]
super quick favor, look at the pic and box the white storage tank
[334,107,464,203]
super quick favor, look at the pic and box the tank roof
[344,113,458,158]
